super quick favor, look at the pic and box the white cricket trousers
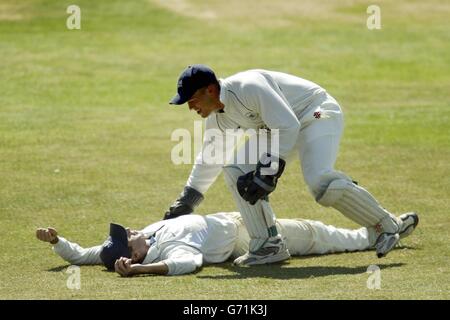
[293,92,347,198]
[228,212,370,258]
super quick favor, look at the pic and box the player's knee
[304,170,334,198]
[304,170,350,200]
[315,178,353,207]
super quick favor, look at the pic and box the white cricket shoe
[398,212,419,239]
[233,235,290,266]
[375,233,400,258]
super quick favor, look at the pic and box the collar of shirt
[142,237,159,265]
[142,226,164,265]
[218,78,228,113]
[145,235,156,247]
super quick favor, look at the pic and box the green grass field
[1,0,449,299]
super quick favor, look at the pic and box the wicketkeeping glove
[237,154,286,205]
[163,186,204,220]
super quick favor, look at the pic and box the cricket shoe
[398,212,419,239]
[375,233,400,258]
[233,235,290,266]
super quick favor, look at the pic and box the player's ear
[206,83,219,97]
[206,83,215,94]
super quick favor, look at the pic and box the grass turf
[0,0,449,299]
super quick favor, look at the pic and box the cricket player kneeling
[165,65,420,261]
[35,211,418,277]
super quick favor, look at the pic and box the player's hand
[237,171,269,205]
[164,201,194,220]
[163,186,204,220]
[114,257,137,277]
[36,227,59,244]
[237,154,286,205]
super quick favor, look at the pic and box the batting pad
[223,165,279,252]
[317,178,399,234]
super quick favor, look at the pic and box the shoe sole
[376,233,400,258]
[399,212,419,239]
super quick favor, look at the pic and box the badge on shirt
[245,112,258,120]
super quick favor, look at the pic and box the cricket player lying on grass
[36,210,418,277]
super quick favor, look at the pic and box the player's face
[127,233,148,263]
[187,87,217,118]
[126,228,139,237]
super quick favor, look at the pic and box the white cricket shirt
[52,213,239,275]
[187,69,326,194]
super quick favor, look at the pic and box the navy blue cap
[100,223,131,270]
[170,64,218,105]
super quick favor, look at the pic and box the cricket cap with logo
[169,64,218,105]
[100,223,131,270]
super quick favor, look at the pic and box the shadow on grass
[47,265,112,273]
[197,262,406,280]
[396,245,421,250]
[47,264,72,272]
